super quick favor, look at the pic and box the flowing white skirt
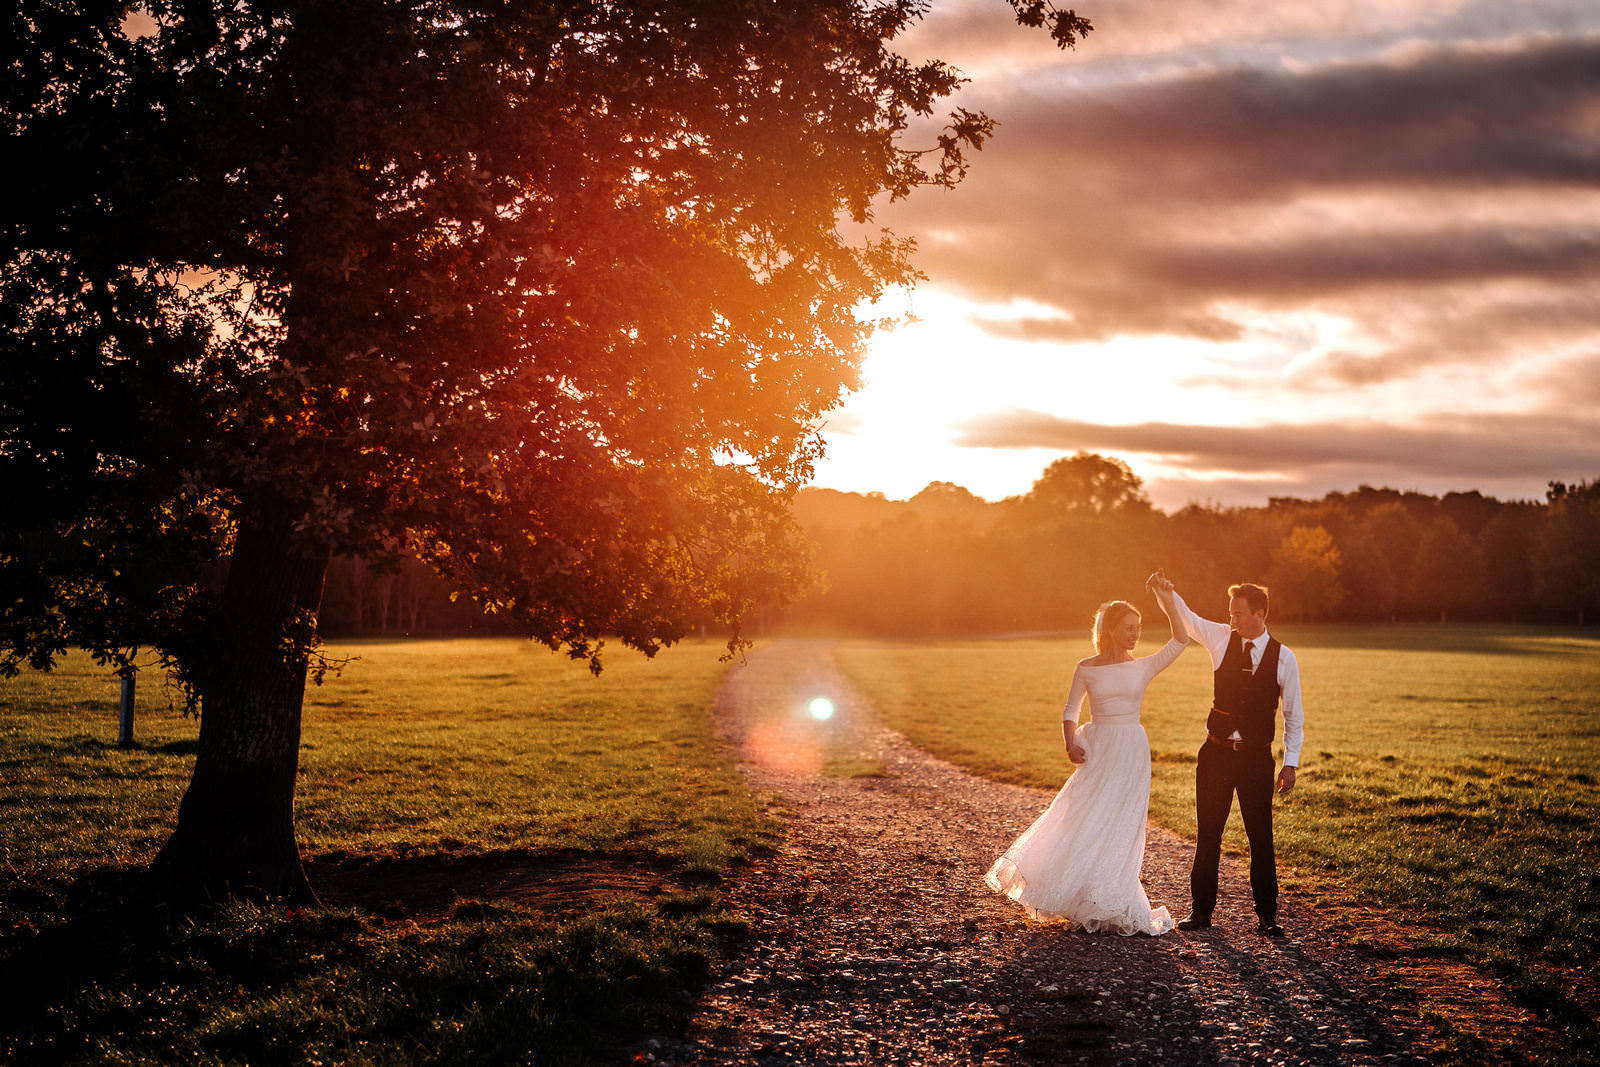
[985,719,1174,935]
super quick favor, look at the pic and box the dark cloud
[884,33,1600,363]
[951,408,1600,482]
[896,0,1591,68]
[1144,228,1600,299]
[970,313,1243,344]
[954,225,1600,353]
[974,36,1600,197]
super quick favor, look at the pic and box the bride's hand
[1067,742,1087,764]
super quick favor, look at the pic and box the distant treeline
[317,453,1599,639]
[319,556,519,639]
[783,453,1600,636]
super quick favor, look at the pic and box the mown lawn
[0,638,774,1066]
[832,623,1600,1063]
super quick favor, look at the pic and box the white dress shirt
[1169,591,1304,767]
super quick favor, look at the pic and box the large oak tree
[1,0,1088,900]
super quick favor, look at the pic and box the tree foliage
[1,0,1059,677]
[1,0,1088,896]
[1267,525,1345,622]
[1539,478,1600,625]
[1010,451,1152,520]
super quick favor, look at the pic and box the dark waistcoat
[1207,632,1282,743]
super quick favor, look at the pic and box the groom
[1149,571,1304,937]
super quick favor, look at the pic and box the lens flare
[807,696,836,721]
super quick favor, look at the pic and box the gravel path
[638,640,1536,1066]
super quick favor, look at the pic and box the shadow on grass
[982,917,1560,1067]
[0,853,744,1066]
[307,845,687,918]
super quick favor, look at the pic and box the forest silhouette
[321,453,1600,639]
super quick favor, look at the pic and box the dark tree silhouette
[0,0,1088,900]
[1539,479,1600,624]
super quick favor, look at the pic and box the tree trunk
[406,580,422,635]
[152,506,329,904]
[350,559,367,633]
[376,574,393,635]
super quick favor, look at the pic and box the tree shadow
[1,849,726,1065]
[983,925,1191,1062]
[305,845,686,919]
[0,866,245,1058]
[980,920,1430,1063]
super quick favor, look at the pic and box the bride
[985,575,1188,934]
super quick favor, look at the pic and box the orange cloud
[951,409,1600,483]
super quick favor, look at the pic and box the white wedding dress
[985,638,1185,935]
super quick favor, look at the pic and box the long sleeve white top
[1060,637,1188,725]
[1168,591,1304,767]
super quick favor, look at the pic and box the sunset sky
[808,0,1600,510]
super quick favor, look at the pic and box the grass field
[0,638,772,1066]
[6,626,1599,1064]
[831,622,1600,1059]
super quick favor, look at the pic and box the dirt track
[635,640,1536,1066]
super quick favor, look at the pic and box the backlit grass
[0,638,772,1065]
[832,624,1600,1062]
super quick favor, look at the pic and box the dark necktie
[1242,640,1255,673]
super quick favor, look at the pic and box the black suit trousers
[1190,739,1278,919]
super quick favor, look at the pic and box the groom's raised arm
[1165,588,1232,669]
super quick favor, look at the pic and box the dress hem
[985,861,1176,936]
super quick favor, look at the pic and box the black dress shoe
[1257,918,1285,936]
[1177,913,1212,931]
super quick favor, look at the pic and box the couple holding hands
[986,570,1305,937]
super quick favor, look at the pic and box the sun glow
[811,288,1239,502]
[809,281,1562,509]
